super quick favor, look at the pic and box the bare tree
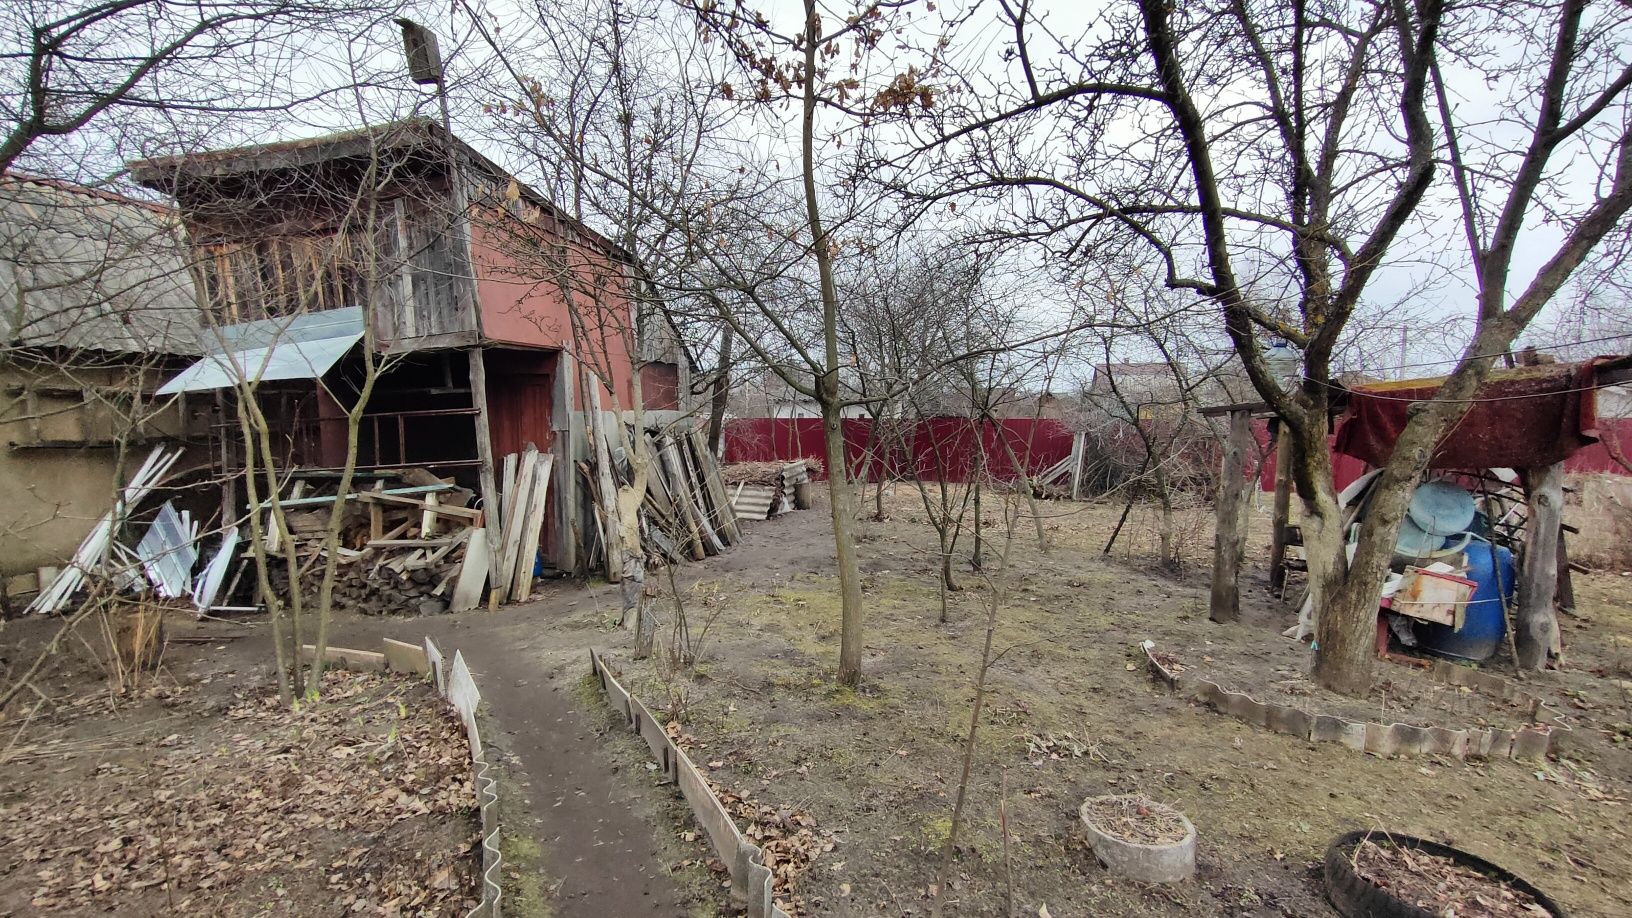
[902,0,1632,693]
[1,0,386,176]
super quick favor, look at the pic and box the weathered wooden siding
[371,198,477,348]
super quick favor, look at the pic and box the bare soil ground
[599,484,1632,918]
[1154,633,1546,732]
[0,626,479,916]
[6,479,1627,918]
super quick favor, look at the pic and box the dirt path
[452,624,689,916]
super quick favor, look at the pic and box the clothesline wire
[1334,331,1632,376]
[1302,375,1618,404]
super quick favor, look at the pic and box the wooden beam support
[468,347,503,584]
[1267,423,1295,591]
[1209,410,1252,624]
[1515,462,1564,668]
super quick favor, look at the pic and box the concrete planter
[1079,795,1196,884]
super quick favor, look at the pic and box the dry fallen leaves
[0,671,479,916]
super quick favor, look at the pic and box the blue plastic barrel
[1417,539,1515,662]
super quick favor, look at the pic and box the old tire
[1323,831,1567,918]
[1079,795,1196,884]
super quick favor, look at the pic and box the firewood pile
[258,468,486,616]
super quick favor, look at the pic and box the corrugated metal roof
[157,307,364,394]
[0,174,200,356]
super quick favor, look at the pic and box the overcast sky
[8,0,1626,379]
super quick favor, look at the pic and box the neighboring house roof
[0,173,200,357]
[127,118,635,266]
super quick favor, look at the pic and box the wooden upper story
[129,120,638,374]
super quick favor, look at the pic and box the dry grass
[1081,795,1189,846]
[609,484,1632,917]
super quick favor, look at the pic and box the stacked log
[258,469,483,617]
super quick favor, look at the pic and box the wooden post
[468,348,502,583]
[1515,462,1564,668]
[1267,422,1295,591]
[1068,431,1086,500]
[1209,410,1252,623]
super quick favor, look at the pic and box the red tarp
[1333,360,1611,470]
[1255,431,1372,493]
[1566,417,1632,474]
[723,417,1075,482]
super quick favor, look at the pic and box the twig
[1000,767,1014,918]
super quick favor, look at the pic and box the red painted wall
[468,210,635,410]
[640,362,680,411]
[723,417,1076,482]
[1568,418,1632,474]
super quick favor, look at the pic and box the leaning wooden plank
[681,430,724,541]
[660,437,708,559]
[643,435,677,516]
[683,432,728,543]
[509,455,554,602]
[698,432,741,542]
[494,445,539,604]
[1069,431,1086,500]
[676,436,725,554]
[585,384,623,583]
[498,451,518,534]
[451,528,490,612]
[690,428,741,543]
[659,437,705,558]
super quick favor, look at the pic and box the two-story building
[130,118,670,574]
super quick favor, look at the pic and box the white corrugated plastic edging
[590,649,790,918]
[427,640,502,918]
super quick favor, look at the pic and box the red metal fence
[722,417,1077,482]
[727,415,1631,488]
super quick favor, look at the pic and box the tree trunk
[1208,410,1251,622]
[822,398,866,685]
[971,475,983,571]
[1159,491,1176,569]
[802,0,863,687]
[706,325,734,456]
[1268,424,1295,590]
[1515,462,1563,668]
